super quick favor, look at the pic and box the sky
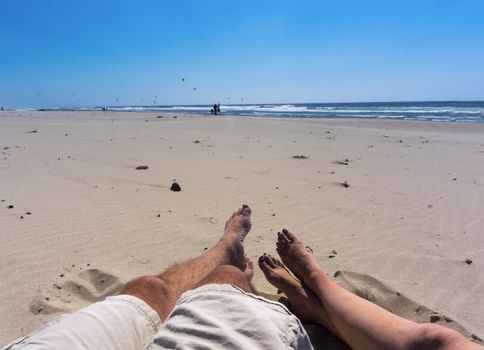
[1,0,484,108]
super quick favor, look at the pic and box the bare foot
[258,254,324,324]
[222,204,252,242]
[276,229,322,286]
[243,255,254,282]
[220,205,252,270]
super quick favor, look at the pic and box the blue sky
[1,0,483,108]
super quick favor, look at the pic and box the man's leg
[273,229,482,350]
[120,204,252,322]
[196,256,255,293]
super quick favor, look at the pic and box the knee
[121,275,176,321]
[212,265,245,277]
[409,323,467,350]
[208,265,252,292]
[122,275,172,299]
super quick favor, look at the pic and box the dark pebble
[20,216,23,219]
[136,165,149,170]
[465,258,473,265]
[26,212,31,215]
[59,274,64,277]
[157,214,161,218]
[170,182,181,192]
[430,315,441,323]
[7,205,13,209]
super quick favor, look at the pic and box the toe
[241,204,251,216]
[277,231,289,244]
[282,229,297,243]
[265,255,277,268]
[258,255,269,271]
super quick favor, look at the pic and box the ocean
[37,101,484,123]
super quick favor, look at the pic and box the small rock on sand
[293,155,309,159]
[28,130,38,133]
[135,165,149,170]
[341,181,350,188]
[465,258,473,265]
[332,159,349,165]
[170,182,181,192]
[7,205,13,209]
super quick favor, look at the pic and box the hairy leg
[121,276,176,322]
[158,204,251,298]
[276,229,482,350]
[121,205,251,322]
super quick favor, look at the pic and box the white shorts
[3,295,160,350]
[4,284,313,350]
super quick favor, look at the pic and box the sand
[1,111,483,347]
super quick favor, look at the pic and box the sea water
[36,101,484,123]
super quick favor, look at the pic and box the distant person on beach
[212,103,218,115]
[217,103,221,115]
[4,205,481,350]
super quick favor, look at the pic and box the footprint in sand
[30,269,124,316]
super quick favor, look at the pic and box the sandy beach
[1,111,483,346]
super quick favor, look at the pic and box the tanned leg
[275,229,483,350]
[158,204,251,297]
[120,204,252,322]
[258,253,341,338]
[196,256,255,293]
